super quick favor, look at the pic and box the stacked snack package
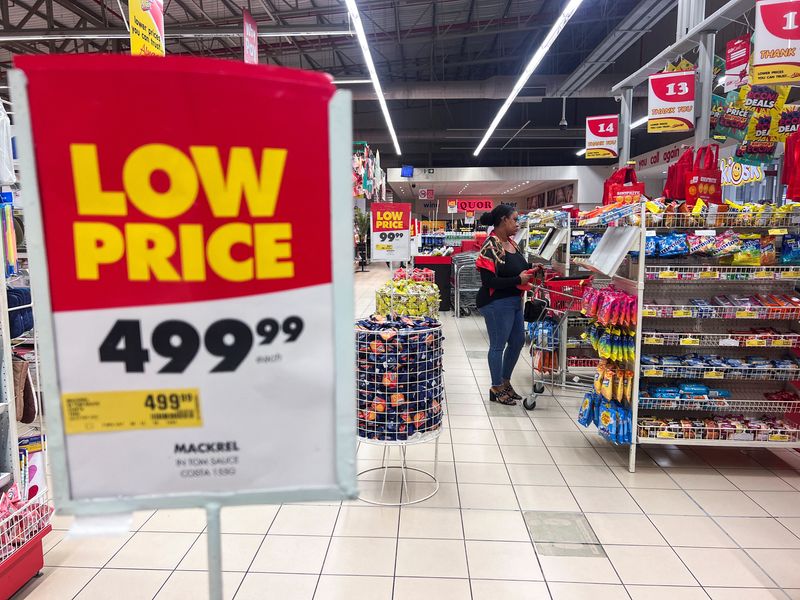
[356,315,444,442]
[577,390,632,445]
[375,279,441,318]
[638,414,800,442]
[393,267,435,283]
[0,484,53,561]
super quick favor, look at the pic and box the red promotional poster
[10,55,355,506]
[585,115,619,159]
[648,70,696,132]
[243,9,258,64]
[753,0,800,84]
[370,202,411,260]
[725,35,751,92]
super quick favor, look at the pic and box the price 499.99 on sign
[370,202,411,261]
[11,55,356,507]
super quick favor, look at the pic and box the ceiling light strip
[473,0,585,156]
[344,0,401,155]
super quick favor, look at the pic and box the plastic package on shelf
[577,390,632,445]
[375,279,440,318]
[355,315,444,443]
[393,267,435,283]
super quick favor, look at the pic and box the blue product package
[707,389,731,398]
[641,354,661,365]
[661,356,682,366]
[679,383,709,395]
[781,233,800,264]
[725,357,745,367]
[585,232,602,254]
[657,233,690,257]
[571,235,586,254]
[652,387,680,398]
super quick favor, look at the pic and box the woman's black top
[475,235,531,309]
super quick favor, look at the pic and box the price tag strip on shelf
[11,55,358,510]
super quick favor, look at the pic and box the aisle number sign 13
[647,70,695,133]
[585,115,619,159]
[10,55,357,512]
[753,0,800,84]
[371,202,411,261]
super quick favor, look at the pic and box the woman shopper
[475,205,533,406]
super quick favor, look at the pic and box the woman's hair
[479,204,516,227]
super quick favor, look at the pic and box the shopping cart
[452,252,481,317]
[525,271,593,410]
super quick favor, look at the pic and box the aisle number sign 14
[585,115,619,159]
[129,0,165,56]
[647,70,695,133]
[371,202,411,261]
[10,55,357,510]
[753,0,800,84]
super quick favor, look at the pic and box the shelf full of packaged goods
[644,265,800,282]
[636,435,800,448]
[642,213,800,231]
[641,330,800,349]
[641,365,800,381]
[638,384,800,413]
[641,303,800,320]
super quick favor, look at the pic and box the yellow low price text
[70,144,294,283]
[374,211,406,229]
[61,388,202,434]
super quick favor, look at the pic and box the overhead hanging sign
[725,35,751,92]
[129,0,165,56]
[720,156,765,186]
[753,0,800,84]
[457,198,493,212]
[243,9,258,64]
[371,202,411,261]
[418,188,435,200]
[446,199,457,214]
[647,70,695,133]
[585,114,619,159]
[10,55,356,511]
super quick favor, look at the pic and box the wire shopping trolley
[525,270,593,410]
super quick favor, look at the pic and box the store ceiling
[390,179,559,202]
[0,0,751,168]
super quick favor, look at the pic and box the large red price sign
[753,0,800,84]
[647,71,695,133]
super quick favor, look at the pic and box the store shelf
[638,420,800,445]
[641,304,800,320]
[644,265,800,282]
[641,330,800,348]
[638,396,800,413]
[643,213,800,230]
[637,436,800,448]
[641,365,800,381]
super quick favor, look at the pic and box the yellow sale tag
[746,339,767,347]
[699,271,719,279]
[673,310,693,317]
[771,339,793,347]
[680,338,700,346]
[736,310,758,318]
[656,431,677,439]
[643,337,663,345]
[61,388,202,434]
[754,271,774,279]
[641,309,657,317]
[704,371,724,379]
[769,434,790,442]
[769,228,788,235]
[659,271,678,279]
[781,271,800,279]
[643,369,664,377]
[376,244,393,251]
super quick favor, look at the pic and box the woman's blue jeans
[479,295,525,387]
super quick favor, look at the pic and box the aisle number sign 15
[753,0,800,85]
[11,54,357,508]
[647,70,695,133]
[585,115,619,159]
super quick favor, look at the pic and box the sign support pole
[206,503,223,600]
[695,30,716,148]
[618,86,633,166]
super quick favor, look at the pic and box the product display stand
[355,317,445,505]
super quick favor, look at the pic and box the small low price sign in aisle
[752,0,800,85]
[10,55,357,510]
[585,115,619,159]
[647,70,695,133]
[371,202,411,261]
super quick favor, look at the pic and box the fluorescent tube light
[632,116,648,129]
[576,148,587,156]
[473,0,584,156]
[344,0,402,155]
[332,78,372,84]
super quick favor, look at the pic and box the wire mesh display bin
[452,252,481,317]
[375,280,440,318]
[355,316,445,505]
[0,492,53,598]
[393,267,435,283]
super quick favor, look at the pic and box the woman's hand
[519,270,534,285]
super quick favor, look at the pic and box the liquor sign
[647,70,695,132]
[129,0,165,56]
[370,202,411,261]
[243,9,258,64]
[725,35,751,92]
[10,55,357,512]
[457,198,494,212]
[446,199,457,214]
[753,0,800,84]
[585,115,619,159]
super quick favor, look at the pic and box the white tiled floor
[14,266,800,599]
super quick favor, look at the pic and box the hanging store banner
[446,199,457,214]
[10,55,356,512]
[753,0,800,84]
[457,198,494,212]
[647,70,696,133]
[585,114,619,159]
[129,0,165,56]
[725,35,751,92]
[243,9,258,64]
[371,202,411,261]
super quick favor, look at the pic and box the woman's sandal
[503,382,523,400]
[489,387,517,405]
